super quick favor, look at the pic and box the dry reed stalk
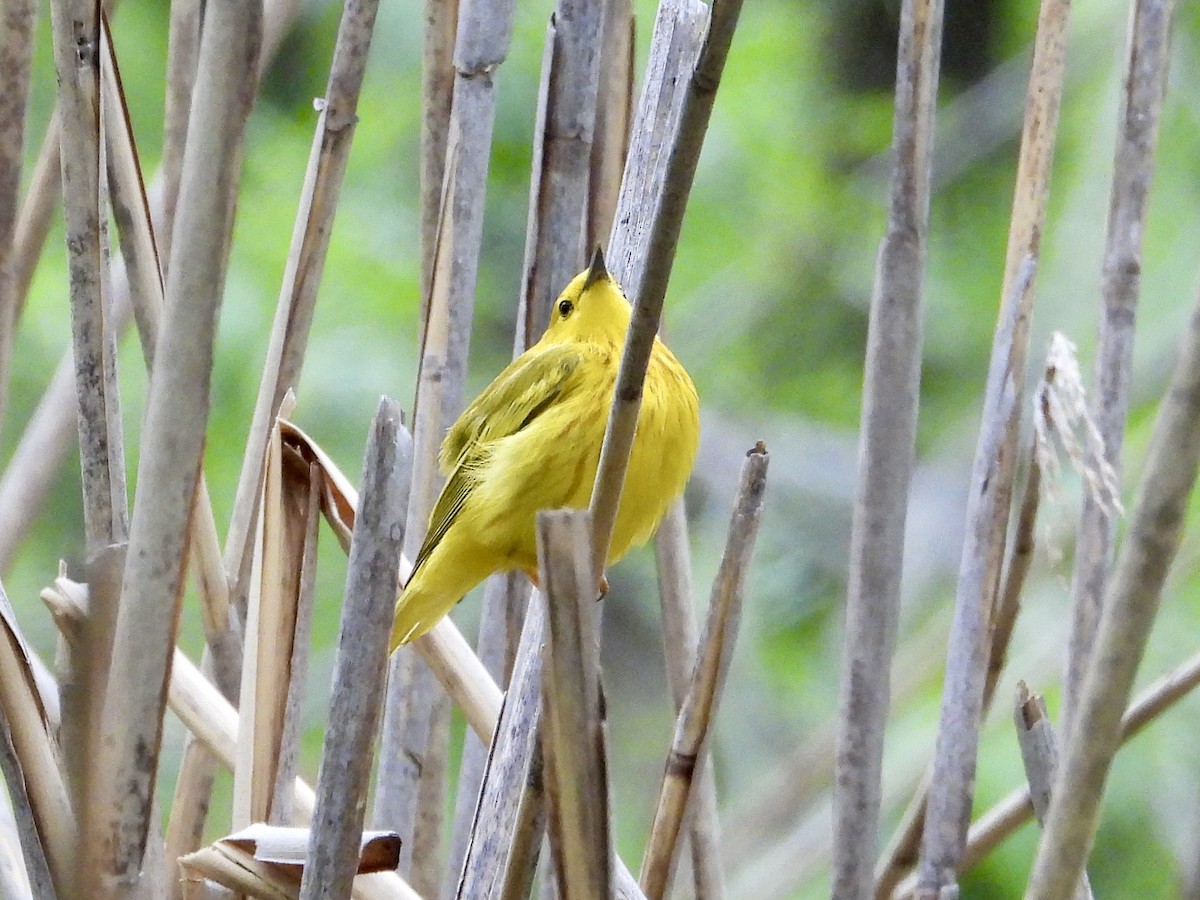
[587,0,633,252]
[874,450,1042,898]
[516,0,604,343]
[0,708,52,899]
[604,0,706,298]
[1026,291,1200,898]
[641,445,767,899]
[184,825,403,900]
[442,571,527,896]
[915,255,1035,894]
[446,0,609,871]
[889,644,1200,897]
[234,400,320,829]
[91,0,261,888]
[0,0,36,434]
[153,643,421,900]
[831,0,942,890]
[225,0,383,627]
[300,399,409,899]
[538,510,612,900]
[653,499,725,899]
[1061,0,1175,735]
[588,0,744,577]
[418,0,458,300]
[1013,685,1093,900]
[0,583,73,896]
[161,0,200,257]
[49,0,128,554]
[0,0,297,572]
[378,0,517,884]
[455,597,548,900]
[916,0,1072,885]
[278,420,505,739]
[10,112,59,329]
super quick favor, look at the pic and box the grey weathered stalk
[831,0,942,891]
[0,0,36,435]
[917,0,1072,887]
[654,500,726,899]
[893,644,1200,898]
[1026,284,1200,899]
[49,0,128,553]
[516,0,604,346]
[1061,0,1175,734]
[589,0,744,576]
[93,0,261,888]
[225,0,383,626]
[538,510,611,900]
[1013,685,1093,900]
[641,446,767,900]
[419,0,458,299]
[299,399,409,900]
[875,455,1041,899]
[915,257,1035,894]
[377,1,516,887]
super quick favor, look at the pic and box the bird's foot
[597,573,610,599]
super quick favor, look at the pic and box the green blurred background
[7,0,1200,895]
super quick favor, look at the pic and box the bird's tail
[388,584,452,652]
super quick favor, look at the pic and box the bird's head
[544,246,632,344]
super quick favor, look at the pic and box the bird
[389,246,700,650]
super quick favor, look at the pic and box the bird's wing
[410,344,584,578]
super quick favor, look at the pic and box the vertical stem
[916,0,1072,886]
[831,0,942,892]
[1061,0,1175,734]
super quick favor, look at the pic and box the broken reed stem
[538,510,611,900]
[917,0,1072,886]
[641,444,768,900]
[1013,685,1094,900]
[875,452,1041,899]
[832,0,942,890]
[1026,286,1200,899]
[299,399,409,900]
[49,0,129,554]
[0,0,36,436]
[225,0,382,626]
[890,643,1200,898]
[94,0,261,886]
[1061,0,1175,735]
[590,0,744,577]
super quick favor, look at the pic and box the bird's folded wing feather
[409,344,584,578]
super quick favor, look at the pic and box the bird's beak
[582,245,609,290]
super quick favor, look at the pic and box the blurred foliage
[6,0,1200,896]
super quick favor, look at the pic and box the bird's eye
[558,299,574,317]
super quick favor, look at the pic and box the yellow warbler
[389,248,700,649]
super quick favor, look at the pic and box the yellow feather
[389,252,700,649]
